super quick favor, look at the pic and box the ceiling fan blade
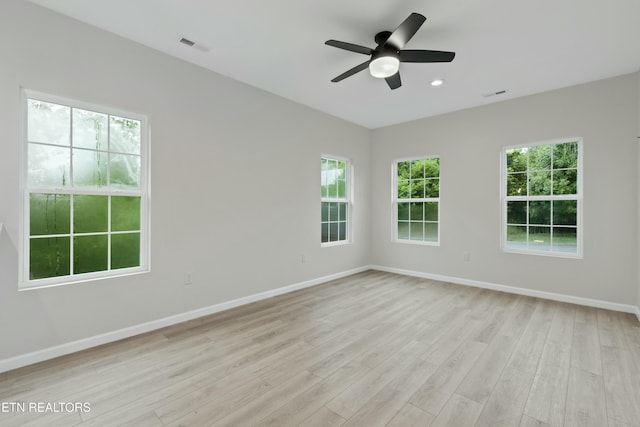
[325,40,373,55]
[331,60,370,82]
[385,72,401,90]
[399,50,456,63]
[384,13,426,49]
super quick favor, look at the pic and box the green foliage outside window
[321,157,348,243]
[505,141,579,254]
[396,158,439,243]
[26,97,144,282]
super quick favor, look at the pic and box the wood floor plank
[471,300,510,344]
[607,419,638,427]
[536,338,571,379]
[254,362,369,427]
[341,385,411,427]
[154,370,273,424]
[597,309,629,349]
[430,393,483,427]
[298,406,345,427]
[208,371,322,426]
[325,341,425,419]
[94,411,163,427]
[413,307,468,345]
[267,324,392,385]
[420,312,481,365]
[1,271,636,427]
[410,340,487,414]
[456,334,518,405]
[387,403,435,427]
[0,410,81,427]
[341,356,439,427]
[600,345,640,426]
[571,316,602,375]
[474,366,535,427]
[545,302,575,344]
[524,370,569,426]
[448,284,484,311]
[308,322,414,380]
[523,323,573,426]
[574,304,598,324]
[520,414,551,427]
[564,366,607,427]
[256,327,369,387]
[507,299,556,375]
[352,321,428,369]
[498,295,537,338]
[624,320,640,380]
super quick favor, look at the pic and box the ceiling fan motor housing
[374,30,393,46]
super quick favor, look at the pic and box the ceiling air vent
[179,37,210,53]
[483,90,507,98]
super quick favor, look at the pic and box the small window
[21,90,149,288]
[502,139,582,257]
[321,156,350,245]
[393,157,440,245]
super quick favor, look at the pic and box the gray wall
[0,0,371,361]
[371,73,639,305]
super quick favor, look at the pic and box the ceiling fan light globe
[369,56,400,78]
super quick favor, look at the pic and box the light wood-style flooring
[1,271,640,426]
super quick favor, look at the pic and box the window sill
[321,240,352,248]
[393,239,439,246]
[503,246,582,259]
[19,267,150,291]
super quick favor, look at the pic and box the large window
[502,139,581,257]
[393,157,440,244]
[21,91,149,288]
[321,156,350,245]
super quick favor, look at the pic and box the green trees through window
[321,157,349,244]
[395,157,440,243]
[504,140,580,256]
[24,93,147,286]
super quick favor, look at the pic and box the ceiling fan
[325,13,455,90]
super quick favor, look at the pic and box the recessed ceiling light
[431,79,444,87]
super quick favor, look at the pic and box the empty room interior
[1,0,640,426]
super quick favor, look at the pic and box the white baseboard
[370,265,640,317]
[0,266,369,374]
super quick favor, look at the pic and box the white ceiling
[28,0,640,129]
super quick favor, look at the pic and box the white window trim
[19,89,151,290]
[500,137,583,259]
[391,155,441,246]
[321,154,353,247]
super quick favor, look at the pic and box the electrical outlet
[301,254,306,264]
[463,251,470,262]
[184,272,192,285]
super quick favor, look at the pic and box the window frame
[392,155,441,246]
[320,154,352,247]
[19,89,150,290]
[500,137,583,258]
